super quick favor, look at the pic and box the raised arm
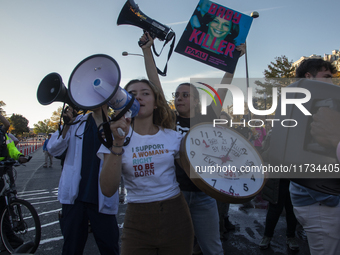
[0,112,10,133]
[140,32,163,93]
[100,116,131,197]
[211,43,246,117]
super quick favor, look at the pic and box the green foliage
[50,107,63,130]
[9,114,30,136]
[33,119,56,135]
[254,55,296,108]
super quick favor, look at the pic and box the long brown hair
[125,79,176,130]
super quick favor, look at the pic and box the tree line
[1,55,339,137]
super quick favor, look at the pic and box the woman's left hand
[236,43,246,57]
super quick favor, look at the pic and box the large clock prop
[180,123,267,204]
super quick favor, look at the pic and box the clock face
[180,123,266,203]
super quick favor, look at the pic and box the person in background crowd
[235,118,252,141]
[43,134,53,168]
[264,122,272,135]
[259,133,299,250]
[252,121,266,153]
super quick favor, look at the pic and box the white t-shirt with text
[98,127,182,203]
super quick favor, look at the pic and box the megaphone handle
[138,30,156,47]
[118,128,125,137]
[138,39,147,47]
[62,106,79,124]
[117,110,132,137]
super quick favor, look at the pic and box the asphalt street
[1,147,311,255]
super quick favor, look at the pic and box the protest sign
[175,0,253,73]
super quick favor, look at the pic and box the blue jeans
[182,191,224,255]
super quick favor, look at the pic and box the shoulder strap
[151,34,176,76]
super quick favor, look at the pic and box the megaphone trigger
[118,128,125,137]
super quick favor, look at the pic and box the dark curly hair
[295,58,337,78]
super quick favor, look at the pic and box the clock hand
[202,153,232,163]
[221,138,237,163]
[202,153,228,161]
[202,139,210,148]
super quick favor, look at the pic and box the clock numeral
[240,148,248,155]
[213,130,223,138]
[200,131,209,138]
[191,138,201,146]
[211,179,217,188]
[229,186,234,194]
[251,174,255,182]
[243,183,249,192]
[190,151,195,158]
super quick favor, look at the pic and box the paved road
[1,147,311,254]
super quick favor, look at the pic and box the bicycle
[0,157,41,254]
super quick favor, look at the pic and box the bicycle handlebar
[0,156,32,167]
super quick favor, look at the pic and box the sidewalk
[220,203,310,254]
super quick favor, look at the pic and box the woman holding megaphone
[139,31,246,254]
[98,35,194,255]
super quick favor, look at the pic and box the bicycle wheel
[0,198,41,253]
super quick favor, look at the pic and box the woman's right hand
[110,117,131,146]
[236,43,246,57]
[62,106,77,125]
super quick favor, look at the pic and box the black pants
[60,201,119,255]
[264,179,297,238]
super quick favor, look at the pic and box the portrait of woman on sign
[175,0,253,73]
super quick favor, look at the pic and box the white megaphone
[68,54,140,119]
